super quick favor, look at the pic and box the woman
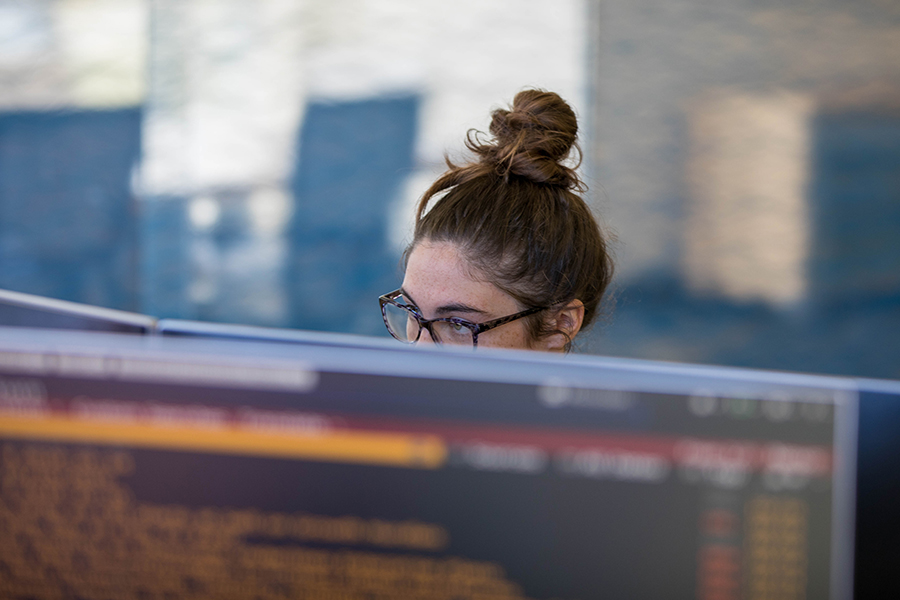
[380,89,614,352]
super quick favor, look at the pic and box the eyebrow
[400,288,488,318]
[434,302,487,317]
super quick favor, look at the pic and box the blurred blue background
[0,0,898,379]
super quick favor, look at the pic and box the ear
[537,299,584,353]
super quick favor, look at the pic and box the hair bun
[474,89,580,188]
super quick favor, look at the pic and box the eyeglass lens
[382,301,474,346]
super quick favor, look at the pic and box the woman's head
[386,89,614,351]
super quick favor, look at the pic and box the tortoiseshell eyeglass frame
[379,289,547,348]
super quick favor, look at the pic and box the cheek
[477,321,533,350]
[405,314,418,340]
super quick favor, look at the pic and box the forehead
[406,241,471,282]
[402,241,516,313]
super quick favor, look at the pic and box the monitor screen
[0,288,155,334]
[0,327,859,599]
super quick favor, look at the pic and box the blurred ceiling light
[189,195,220,231]
[248,187,292,236]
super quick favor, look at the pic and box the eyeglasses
[379,289,546,348]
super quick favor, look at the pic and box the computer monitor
[0,288,156,334]
[852,378,900,598]
[0,326,861,599]
[156,317,398,349]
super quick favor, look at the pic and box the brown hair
[408,89,614,349]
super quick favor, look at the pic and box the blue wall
[0,109,142,311]
[287,95,419,335]
[810,112,900,306]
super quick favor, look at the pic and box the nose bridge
[418,324,438,345]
